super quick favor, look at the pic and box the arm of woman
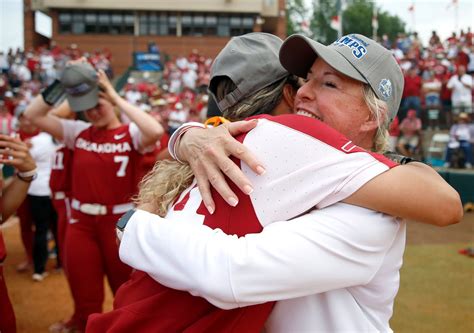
[120,207,400,309]
[175,124,462,226]
[344,162,463,226]
[3,177,30,221]
[24,94,65,140]
[97,70,164,149]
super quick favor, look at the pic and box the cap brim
[66,86,99,112]
[280,35,367,84]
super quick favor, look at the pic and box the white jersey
[122,205,405,332]
[28,132,57,196]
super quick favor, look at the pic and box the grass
[391,242,474,332]
[2,216,473,332]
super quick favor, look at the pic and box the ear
[360,107,387,133]
[282,83,296,110]
[360,118,379,132]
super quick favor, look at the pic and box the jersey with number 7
[60,119,144,205]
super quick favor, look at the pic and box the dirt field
[1,213,473,333]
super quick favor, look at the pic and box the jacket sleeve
[240,117,396,226]
[120,206,402,310]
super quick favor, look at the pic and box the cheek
[86,110,101,121]
[84,112,93,120]
[319,96,344,122]
[99,105,114,118]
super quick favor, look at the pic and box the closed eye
[324,81,337,88]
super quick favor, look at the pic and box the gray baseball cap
[209,32,288,112]
[60,62,99,112]
[280,34,404,121]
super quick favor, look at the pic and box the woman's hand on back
[177,120,265,213]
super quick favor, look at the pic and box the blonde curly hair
[363,85,390,153]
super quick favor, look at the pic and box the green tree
[310,0,338,43]
[377,11,406,42]
[290,0,406,44]
[342,0,373,37]
[286,0,310,36]
[343,0,405,41]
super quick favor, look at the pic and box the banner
[133,52,162,71]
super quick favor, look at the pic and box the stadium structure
[24,0,287,74]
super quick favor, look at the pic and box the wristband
[18,168,38,178]
[41,79,66,106]
[17,172,37,183]
[168,122,207,163]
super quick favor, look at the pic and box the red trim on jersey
[173,190,191,211]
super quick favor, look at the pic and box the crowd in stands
[378,28,473,168]
[1,29,474,171]
[0,43,113,120]
[381,28,473,125]
[120,49,213,135]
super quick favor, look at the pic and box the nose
[296,80,315,101]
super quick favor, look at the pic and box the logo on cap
[333,35,368,59]
[378,79,392,100]
[65,82,93,96]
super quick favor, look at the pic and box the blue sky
[1,0,473,52]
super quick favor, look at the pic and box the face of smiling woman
[294,57,377,149]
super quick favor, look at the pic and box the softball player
[25,62,164,332]
[49,144,72,273]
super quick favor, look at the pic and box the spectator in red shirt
[438,64,454,127]
[388,115,400,152]
[457,46,470,68]
[402,66,422,119]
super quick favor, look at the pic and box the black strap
[41,79,66,106]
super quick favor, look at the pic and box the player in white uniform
[117,33,461,332]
